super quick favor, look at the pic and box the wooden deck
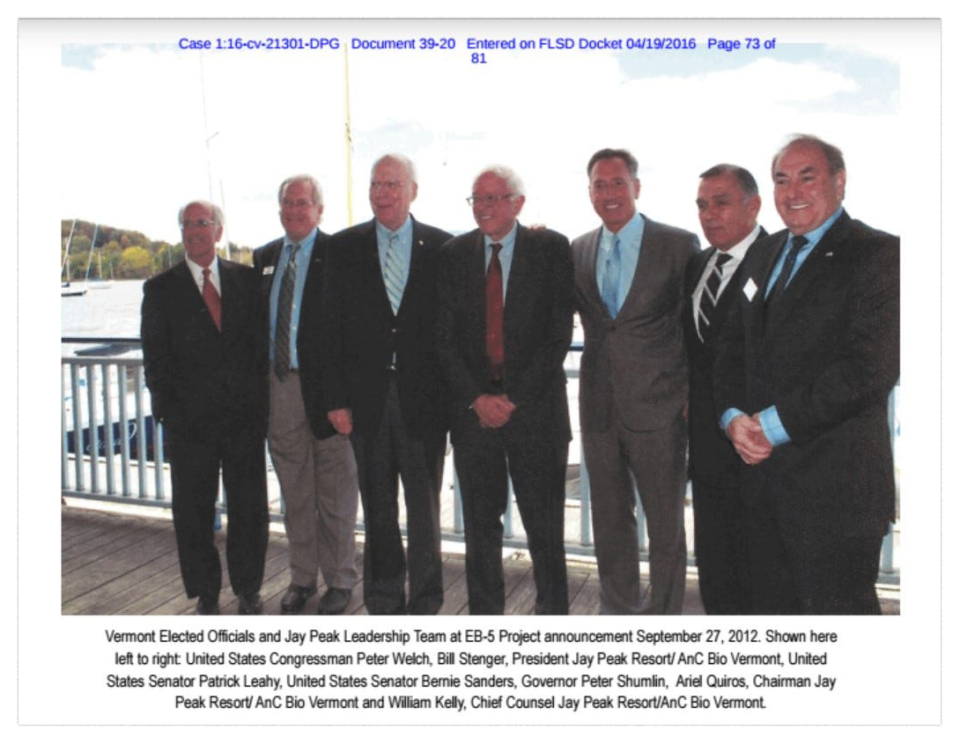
[61,503,900,616]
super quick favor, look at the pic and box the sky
[50,18,911,249]
[14,6,956,734]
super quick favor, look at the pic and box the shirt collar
[717,223,762,263]
[376,215,413,243]
[185,255,219,282]
[601,212,643,251]
[799,206,844,246]
[284,226,318,252]
[484,221,519,252]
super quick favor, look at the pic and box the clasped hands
[726,413,772,465]
[473,394,516,428]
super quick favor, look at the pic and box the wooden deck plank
[60,505,899,616]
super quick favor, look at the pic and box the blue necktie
[383,233,403,315]
[767,235,808,305]
[601,237,621,318]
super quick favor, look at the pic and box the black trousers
[745,502,885,615]
[691,475,752,615]
[168,420,268,600]
[453,415,569,615]
[351,381,446,615]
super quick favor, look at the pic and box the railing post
[118,364,131,496]
[87,363,100,494]
[70,364,84,492]
[134,366,147,498]
[61,363,69,491]
[102,362,116,495]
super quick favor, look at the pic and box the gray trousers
[582,413,687,615]
[268,371,359,590]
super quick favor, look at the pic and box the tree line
[61,219,254,281]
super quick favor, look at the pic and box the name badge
[262,265,275,276]
[743,278,758,301]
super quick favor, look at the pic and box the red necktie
[202,267,222,331]
[485,243,504,381]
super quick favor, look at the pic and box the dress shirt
[692,223,761,340]
[484,221,519,302]
[268,227,318,367]
[185,255,220,295]
[377,215,413,303]
[595,213,644,316]
[721,207,846,446]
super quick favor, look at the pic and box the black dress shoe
[280,584,317,615]
[316,587,351,615]
[238,592,263,615]
[196,595,220,615]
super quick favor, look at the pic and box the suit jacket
[682,230,766,484]
[320,217,452,439]
[437,225,574,444]
[713,211,899,538]
[141,258,266,435]
[254,232,335,440]
[572,216,700,433]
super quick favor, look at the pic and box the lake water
[61,280,146,338]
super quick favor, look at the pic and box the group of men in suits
[141,133,898,616]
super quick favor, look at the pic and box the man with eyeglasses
[321,154,452,615]
[437,166,574,614]
[141,200,268,615]
[572,148,699,615]
[253,175,360,615]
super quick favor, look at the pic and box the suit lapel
[583,227,605,311]
[763,214,850,335]
[469,231,488,357]
[218,259,236,338]
[503,225,530,342]
[401,218,429,319]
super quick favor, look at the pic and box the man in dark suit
[321,155,451,615]
[141,200,268,615]
[683,164,765,615]
[254,175,359,616]
[714,135,899,614]
[438,166,574,615]
[572,148,699,615]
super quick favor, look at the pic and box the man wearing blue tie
[714,135,899,614]
[572,149,699,614]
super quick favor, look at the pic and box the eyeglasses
[467,193,514,206]
[180,219,217,229]
[370,180,404,192]
[281,198,316,209]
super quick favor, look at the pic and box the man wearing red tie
[437,167,574,614]
[141,200,268,615]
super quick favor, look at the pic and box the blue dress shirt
[484,222,519,302]
[268,227,317,367]
[595,213,644,316]
[721,207,845,445]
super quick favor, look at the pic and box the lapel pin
[263,266,275,275]
[825,252,834,257]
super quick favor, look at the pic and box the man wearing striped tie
[322,155,452,615]
[254,176,360,616]
[682,164,765,615]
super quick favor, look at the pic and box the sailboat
[61,219,87,297]
[83,225,113,290]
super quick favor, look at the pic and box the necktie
[201,267,221,332]
[486,243,504,381]
[767,235,808,306]
[384,233,403,315]
[274,243,299,380]
[697,251,733,337]
[601,237,621,318]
